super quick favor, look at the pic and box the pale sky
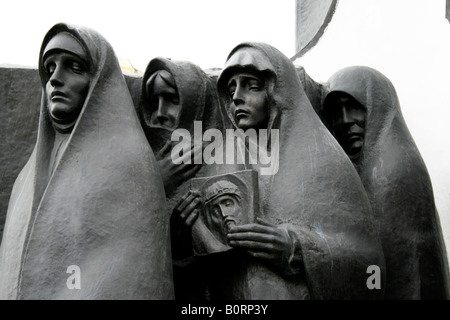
[1,0,450,255]
[0,0,295,71]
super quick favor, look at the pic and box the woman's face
[43,33,90,128]
[227,72,269,130]
[327,93,366,161]
[146,70,180,129]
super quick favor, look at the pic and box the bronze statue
[323,66,450,299]
[139,57,230,300]
[183,42,386,300]
[189,170,259,256]
[0,23,174,299]
[323,90,366,163]
[139,57,224,197]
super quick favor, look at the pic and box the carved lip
[346,133,363,140]
[50,91,68,101]
[345,130,364,140]
[235,109,249,119]
[345,135,364,154]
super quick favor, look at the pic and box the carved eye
[228,85,236,98]
[352,103,365,111]
[69,58,89,75]
[170,94,180,105]
[332,108,342,119]
[212,206,222,218]
[71,61,85,74]
[248,80,262,91]
[222,199,233,207]
[45,62,56,76]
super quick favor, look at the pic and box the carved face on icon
[226,71,269,130]
[145,70,181,129]
[42,32,91,132]
[325,92,367,162]
[203,180,245,243]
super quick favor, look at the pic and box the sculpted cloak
[139,57,228,204]
[139,57,226,299]
[214,42,386,299]
[324,66,450,299]
[0,23,174,299]
[139,57,223,156]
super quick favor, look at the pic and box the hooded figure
[139,57,223,155]
[214,42,385,300]
[0,23,174,299]
[139,57,229,300]
[139,57,226,197]
[323,66,450,300]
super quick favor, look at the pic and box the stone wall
[0,66,41,238]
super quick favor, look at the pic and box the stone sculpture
[139,56,229,300]
[189,169,259,256]
[323,65,450,299]
[0,23,174,299]
[191,42,387,300]
[138,57,224,197]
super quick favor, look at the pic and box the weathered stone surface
[296,65,326,122]
[0,66,41,239]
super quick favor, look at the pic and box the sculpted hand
[170,191,202,259]
[227,217,293,271]
[172,191,202,228]
[157,141,202,196]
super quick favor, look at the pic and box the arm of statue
[227,217,303,276]
[170,191,201,261]
[156,141,202,196]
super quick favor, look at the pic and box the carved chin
[48,111,79,133]
[344,136,363,154]
[235,117,256,131]
[350,139,364,150]
[50,117,77,134]
[346,144,363,162]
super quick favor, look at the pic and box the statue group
[0,23,448,300]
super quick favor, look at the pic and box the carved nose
[342,107,352,124]
[232,86,245,105]
[219,204,235,218]
[156,98,170,125]
[49,67,64,87]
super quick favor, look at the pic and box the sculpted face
[146,70,180,129]
[43,32,90,130]
[327,93,366,161]
[227,72,269,130]
[210,194,243,234]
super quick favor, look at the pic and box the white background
[1,0,450,264]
